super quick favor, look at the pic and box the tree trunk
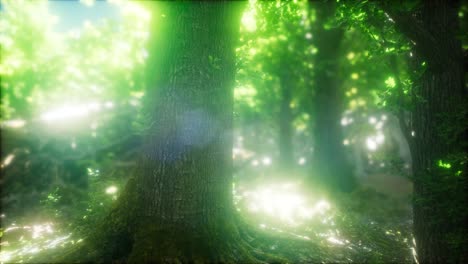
[385,1,468,262]
[310,1,356,192]
[278,71,294,170]
[58,2,261,263]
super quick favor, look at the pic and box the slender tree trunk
[384,1,468,262]
[310,1,356,192]
[278,71,294,170]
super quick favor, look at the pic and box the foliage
[0,0,148,121]
[236,0,311,127]
[1,0,465,262]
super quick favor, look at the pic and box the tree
[235,1,312,172]
[309,1,356,192]
[342,1,468,262]
[382,1,468,262]
[56,2,264,262]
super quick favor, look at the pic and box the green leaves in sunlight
[0,0,150,123]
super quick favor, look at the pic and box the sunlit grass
[0,221,76,263]
[0,167,126,263]
[233,179,353,249]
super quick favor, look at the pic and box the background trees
[309,0,355,192]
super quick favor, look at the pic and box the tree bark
[309,1,356,192]
[384,1,468,262]
[57,2,262,263]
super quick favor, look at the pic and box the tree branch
[376,2,447,66]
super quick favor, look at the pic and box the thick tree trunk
[310,1,356,192]
[129,2,247,262]
[411,40,467,264]
[411,62,467,264]
[58,2,260,263]
[386,1,468,262]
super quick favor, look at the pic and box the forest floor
[0,163,414,263]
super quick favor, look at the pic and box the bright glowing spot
[0,251,12,262]
[305,33,312,39]
[1,154,15,168]
[1,119,26,128]
[369,116,377,124]
[80,0,95,7]
[343,139,350,146]
[45,234,72,248]
[259,223,266,229]
[111,0,150,21]
[104,101,114,108]
[32,223,54,239]
[5,225,20,232]
[351,73,359,80]
[315,200,330,212]
[411,131,416,137]
[241,4,257,32]
[130,91,145,98]
[375,133,385,144]
[385,77,396,88]
[366,138,378,151]
[341,117,353,126]
[327,236,345,245]
[41,105,89,121]
[298,157,306,165]
[106,186,118,194]
[243,183,331,225]
[262,157,271,165]
[234,85,257,107]
[411,237,419,264]
[251,160,259,166]
[347,52,355,60]
[71,141,77,149]
[437,160,451,169]
[232,147,254,160]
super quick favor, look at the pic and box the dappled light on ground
[235,182,331,226]
[0,220,77,263]
[231,176,413,262]
[233,181,350,248]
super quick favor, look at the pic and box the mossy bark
[383,0,468,262]
[55,2,268,263]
